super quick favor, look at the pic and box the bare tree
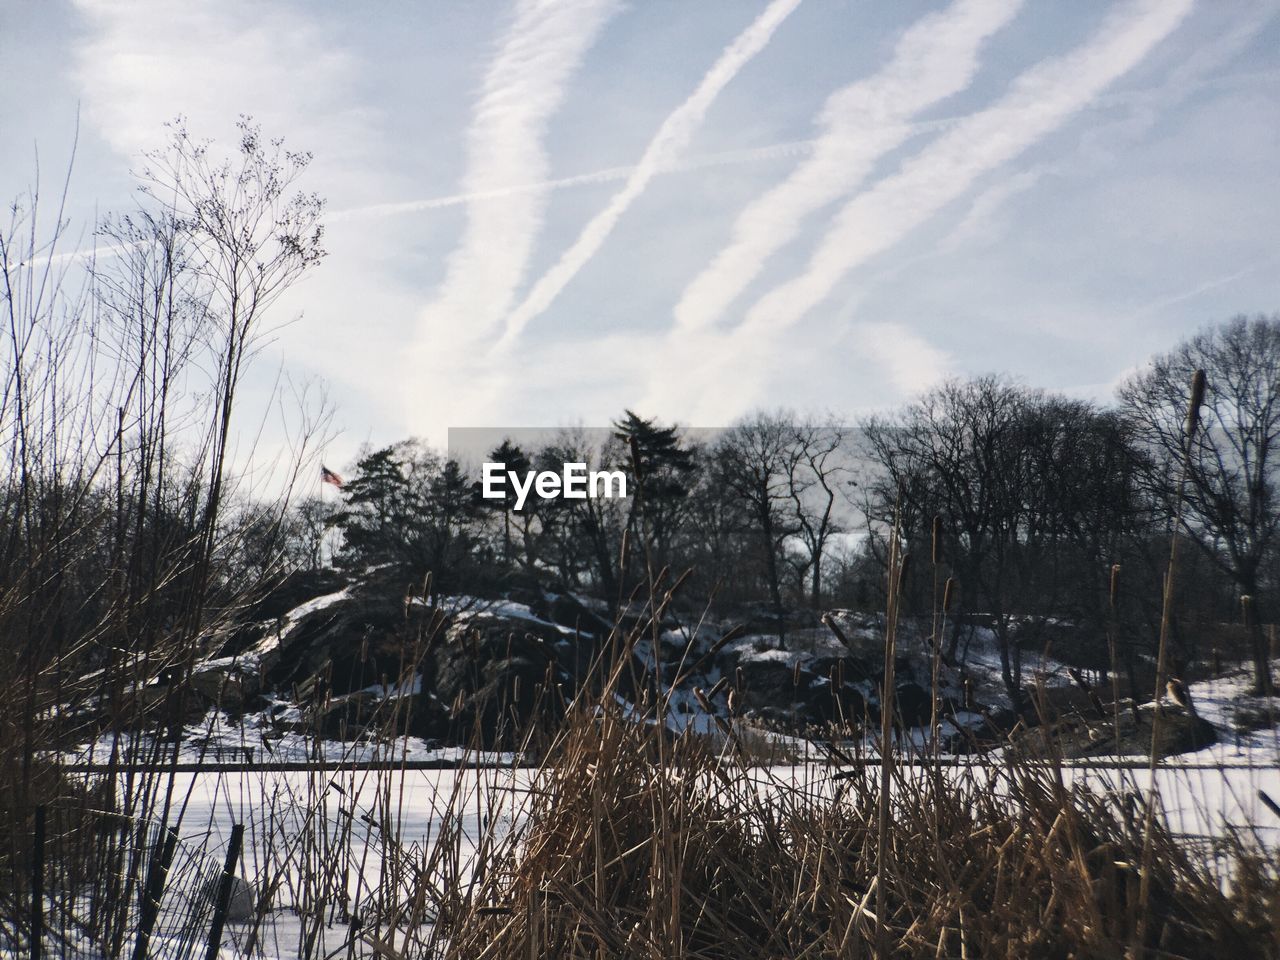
[137,117,326,632]
[714,412,798,641]
[1120,314,1280,695]
[861,378,1034,707]
[783,416,848,609]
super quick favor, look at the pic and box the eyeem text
[481,462,627,511]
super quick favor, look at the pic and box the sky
[2,0,1278,470]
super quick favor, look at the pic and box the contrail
[672,0,1194,424]
[492,0,803,352]
[4,239,140,273]
[672,0,1022,335]
[418,0,620,338]
[738,0,1194,341]
[326,139,821,222]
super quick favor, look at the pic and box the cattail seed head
[1185,369,1207,442]
[693,686,713,714]
[942,577,957,614]
[707,675,729,700]
[1110,564,1122,612]
[931,515,943,566]
[1242,594,1256,626]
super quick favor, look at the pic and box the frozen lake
[104,754,1277,960]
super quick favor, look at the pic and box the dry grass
[422,672,1278,959]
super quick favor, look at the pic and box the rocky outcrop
[431,611,568,747]
[1006,704,1218,761]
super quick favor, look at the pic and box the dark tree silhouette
[1121,314,1280,695]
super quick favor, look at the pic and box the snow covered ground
[105,754,1276,960]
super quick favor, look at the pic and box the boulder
[265,593,436,697]
[1006,704,1218,761]
[432,612,565,747]
[530,593,612,637]
[187,659,258,712]
[735,655,804,712]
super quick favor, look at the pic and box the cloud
[417,0,621,342]
[655,0,1194,423]
[941,5,1275,252]
[855,321,954,395]
[671,0,1022,337]
[71,0,375,178]
[738,0,1194,345]
[1123,258,1277,320]
[491,0,803,351]
[405,0,620,437]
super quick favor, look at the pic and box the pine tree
[612,410,697,574]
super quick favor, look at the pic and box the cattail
[931,515,943,566]
[707,675,729,700]
[792,660,803,688]
[693,686,714,714]
[735,665,745,693]
[1259,790,1280,822]
[942,577,957,614]
[727,687,741,716]
[1109,564,1122,613]
[1185,368,1207,442]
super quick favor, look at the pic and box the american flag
[321,465,344,488]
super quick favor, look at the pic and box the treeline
[1,119,1276,723]
[301,316,1279,705]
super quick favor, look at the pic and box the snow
[249,587,352,661]
[65,707,512,768]
[72,757,1280,959]
[435,594,582,636]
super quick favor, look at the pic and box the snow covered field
[112,749,1274,960]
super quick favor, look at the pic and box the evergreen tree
[612,410,697,574]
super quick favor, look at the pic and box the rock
[735,655,804,712]
[248,569,347,624]
[892,682,932,729]
[227,874,256,922]
[314,690,382,739]
[201,873,256,923]
[187,660,258,712]
[431,612,564,747]
[821,610,887,659]
[530,593,611,637]
[265,593,435,697]
[1006,704,1217,761]
[801,678,868,727]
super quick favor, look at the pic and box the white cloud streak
[492,0,803,351]
[739,0,1194,342]
[672,0,1022,336]
[420,0,621,339]
[327,138,821,222]
[71,0,374,174]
